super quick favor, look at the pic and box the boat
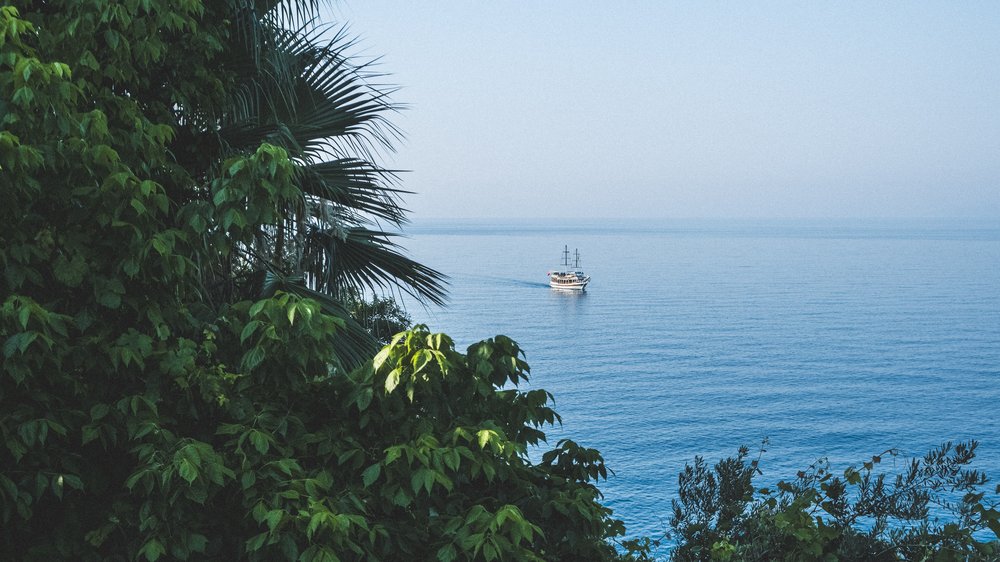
[547,245,591,290]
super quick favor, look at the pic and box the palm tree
[183,1,446,366]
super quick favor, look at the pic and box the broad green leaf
[242,347,265,371]
[362,463,380,488]
[18,304,30,329]
[436,544,458,562]
[248,299,267,317]
[411,349,432,374]
[90,403,109,421]
[265,509,283,532]
[307,512,326,540]
[241,471,256,490]
[477,430,492,450]
[355,388,373,411]
[62,474,83,491]
[245,532,267,553]
[240,320,261,343]
[248,430,269,455]
[385,447,402,465]
[385,369,401,393]
[178,458,198,484]
[139,538,166,562]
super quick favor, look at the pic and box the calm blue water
[401,219,1000,542]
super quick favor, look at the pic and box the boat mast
[574,249,581,269]
[562,245,570,267]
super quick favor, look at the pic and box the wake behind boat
[548,245,590,291]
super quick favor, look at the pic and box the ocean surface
[399,218,1000,543]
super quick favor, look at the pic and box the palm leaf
[298,159,408,224]
[304,227,447,307]
[195,1,447,323]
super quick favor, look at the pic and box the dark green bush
[0,2,632,559]
[669,441,1000,561]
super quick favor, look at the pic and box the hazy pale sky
[331,2,1000,220]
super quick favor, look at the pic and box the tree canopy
[668,442,1000,561]
[0,2,634,560]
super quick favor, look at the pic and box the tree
[184,0,447,367]
[341,288,413,345]
[668,442,1000,561]
[0,2,634,560]
[203,1,446,317]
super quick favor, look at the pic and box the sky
[328,2,1000,220]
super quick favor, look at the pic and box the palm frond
[259,0,329,30]
[298,159,408,224]
[304,227,448,307]
[194,1,448,319]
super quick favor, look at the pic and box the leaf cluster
[340,287,412,345]
[668,441,1000,561]
[0,2,630,560]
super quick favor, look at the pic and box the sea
[398,218,1000,544]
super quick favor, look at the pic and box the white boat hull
[549,282,588,290]
[548,276,590,291]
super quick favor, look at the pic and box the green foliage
[341,288,413,345]
[0,4,633,560]
[198,0,449,320]
[668,441,1000,561]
